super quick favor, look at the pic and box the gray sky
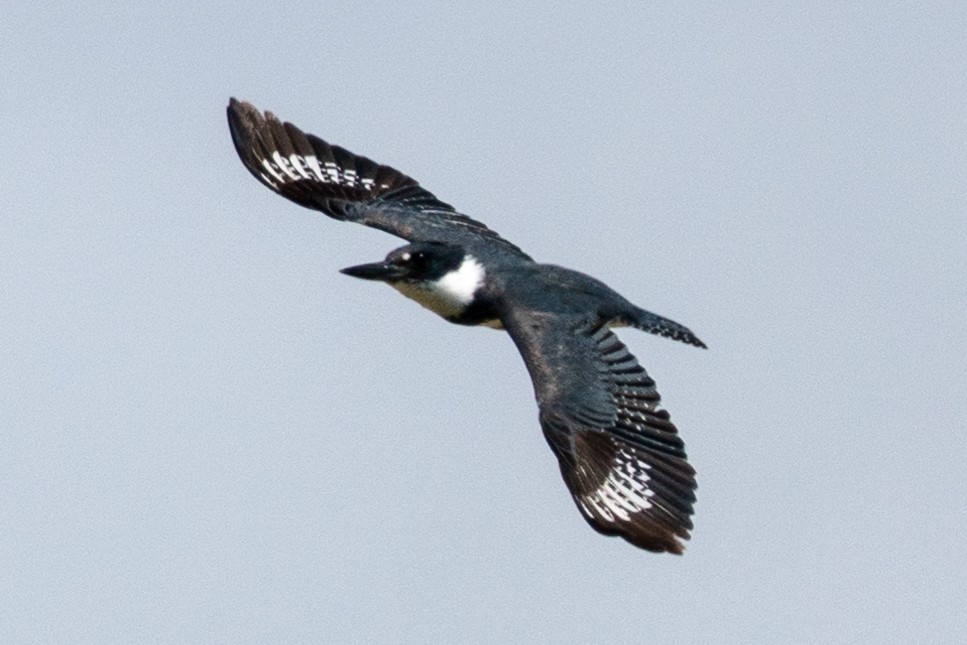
[3,2,965,643]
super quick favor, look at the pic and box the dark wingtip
[638,520,690,553]
[225,99,287,191]
[227,96,256,113]
[226,97,252,124]
[566,430,695,555]
[226,98,275,138]
[226,98,259,156]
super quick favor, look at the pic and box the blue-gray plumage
[227,98,706,554]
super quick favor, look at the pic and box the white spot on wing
[304,155,326,182]
[288,154,311,179]
[581,449,653,523]
[323,161,340,183]
[258,172,278,189]
[260,157,285,183]
[256,150,392,197]
[272,151,300,180]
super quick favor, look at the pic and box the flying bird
[227,98,706,554]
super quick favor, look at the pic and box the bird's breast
[391,281,468,319]
[389,281,502,329]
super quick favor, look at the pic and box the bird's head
[340,241,487,319]
[340,241,469,284]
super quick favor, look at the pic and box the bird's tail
[626,307,707,349]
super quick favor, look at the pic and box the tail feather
[627,308,707,349]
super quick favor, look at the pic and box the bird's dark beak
[339,261,405,282]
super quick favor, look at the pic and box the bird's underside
[227,98,704,554]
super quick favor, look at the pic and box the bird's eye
[410,252,429,268]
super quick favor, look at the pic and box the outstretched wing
[227,98,529,261]
[501,307,697,554]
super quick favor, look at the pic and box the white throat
[391,255,486,319]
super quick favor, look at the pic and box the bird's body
[227,99,706,554]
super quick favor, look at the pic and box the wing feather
[501,309,697,554]
[227,98,529,261]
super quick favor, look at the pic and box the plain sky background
[3,3,965,643]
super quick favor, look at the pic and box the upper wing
[501,307,697,554]
[227,98,529,261]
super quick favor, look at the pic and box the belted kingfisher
[227,99,706,554]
